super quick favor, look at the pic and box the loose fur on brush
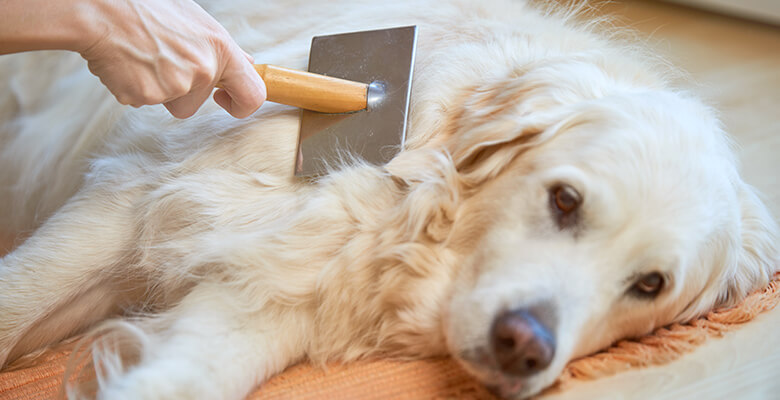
[0,0,778,399]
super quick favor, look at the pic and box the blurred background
[665,0,780,26]
[588,0,780,218]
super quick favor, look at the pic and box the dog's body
[0,0,778,398]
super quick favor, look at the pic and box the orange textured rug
[1,225,778,400]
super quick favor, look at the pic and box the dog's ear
[382,77,564,243]
[718,183,779,308]
[442,76,571,186]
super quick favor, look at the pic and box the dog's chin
[486,378,528,399]
[454,348,560,399]
[454,349,528,399]
[459,361,526,399]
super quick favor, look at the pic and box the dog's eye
[549,184,581,229]
[631,272,665,298]
[553,185,579,213]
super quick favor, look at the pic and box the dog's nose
[491,309,555,377]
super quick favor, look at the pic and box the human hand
[78,0,265,118]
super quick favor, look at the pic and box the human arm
[0,0,266,118]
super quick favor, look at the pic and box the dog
[1,0,778,398]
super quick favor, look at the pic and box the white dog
[0,0,777,398]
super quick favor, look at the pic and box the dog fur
[0,0,778,398]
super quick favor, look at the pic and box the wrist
[64,0,109,54]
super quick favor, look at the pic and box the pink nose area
[491,310,555,377]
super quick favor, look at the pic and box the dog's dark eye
[549,184,581,229]
[553,186,579,213]
[631,272,665,298]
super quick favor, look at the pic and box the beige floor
[542,1,780,399]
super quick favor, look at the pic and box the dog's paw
[95,361,220,400]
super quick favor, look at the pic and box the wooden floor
[543,1,780,399]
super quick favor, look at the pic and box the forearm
[0,0,97,54]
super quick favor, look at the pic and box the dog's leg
[0,188,138,367]
[93,282,306,400]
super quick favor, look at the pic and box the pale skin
[0,0,266,118]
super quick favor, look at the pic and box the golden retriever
[0,0,777,398]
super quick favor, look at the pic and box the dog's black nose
[491,309,555,377]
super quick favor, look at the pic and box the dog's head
[389,59,779,398]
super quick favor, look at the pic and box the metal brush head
[295,26,418,177]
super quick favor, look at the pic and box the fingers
[242,49,255,64]
[163,84,214,119]
[161,47,264,119]
[79,0,265,119]
[212,89,233,115]
[106,50,264,119]
[165,48,263,119]
[213,52,266,118]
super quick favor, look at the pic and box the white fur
[0,1,777,399]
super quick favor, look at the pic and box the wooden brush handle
[252,64,368,113]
